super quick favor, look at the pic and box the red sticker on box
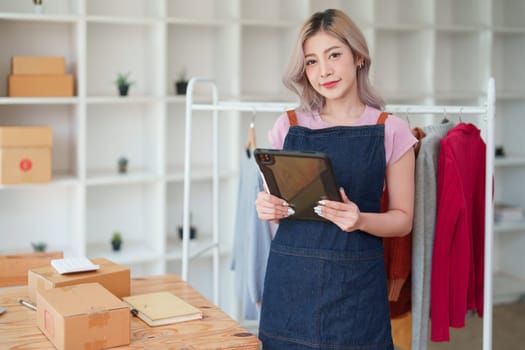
[20,158,32,172]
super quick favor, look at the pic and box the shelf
[240,19,299,28]
[374,30,433,98]
[165,166,236,183]
[0,13,78,23]
[0,97,78,105]
[495,156,525,167]
[166,95,214,104]
[433,90,485,101]
[86,15,158,25]
[85,171,160,186]
[375,0,432,27]
[495,90,525,100]
[165,235,230,261]
[434,0,489,28]
[494,221,525,234]
[86,96,161,104]
[492,26,525,34]
[434,31,489,94]
[166,18,231,27]
[166,166,209,182]
[87,241,161,265]
[375,24,431,32]
[167,0,234,22]
[0,175,78,190]
[492,32,525,94]
[86,0,162,20]
[493,271,525,304]
[492,0,525,29]
[434,25,486,33]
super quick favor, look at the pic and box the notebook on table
[123,291,202,326]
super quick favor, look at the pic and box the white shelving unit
[1,0,524,318]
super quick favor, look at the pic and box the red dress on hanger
[430,123,486,342]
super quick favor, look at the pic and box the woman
[255,9,417,350]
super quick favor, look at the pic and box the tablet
[254,148,341,222]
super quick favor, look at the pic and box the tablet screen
[254,149,341,222]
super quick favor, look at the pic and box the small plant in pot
[118,156,128,174]
[33,0,43,13]
[115,72,134,96]
[175,69,189,95]
[177,213,197,240]
[111,231,123,251]
[31,241,47,252]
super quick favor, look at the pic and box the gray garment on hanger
[412,122,455,350]
[231,150,272,320]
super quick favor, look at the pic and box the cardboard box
[12,56,65,75]
[8,74,74,97]
[37,283,130,350]
[0,126,52,185]
[28,257,130,303]
[0,251,63,287]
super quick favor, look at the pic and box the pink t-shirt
[268,105,417,166]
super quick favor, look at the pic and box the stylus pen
[18,298,37,311]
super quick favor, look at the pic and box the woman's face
[303,31,361,102]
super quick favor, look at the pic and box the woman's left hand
[314,187,361,232]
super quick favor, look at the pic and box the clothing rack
[183,77,495,349]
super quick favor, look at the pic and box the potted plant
[115,72,134,96]
[111,231,122,251]
[118,156,128,174]
[31,241,47,252]
[178,212,197,240]
[175,69,189,95]
[33,0,43,13]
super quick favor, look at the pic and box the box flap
[37,283,128,317]
[0,127,52,147]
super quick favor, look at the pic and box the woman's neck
[321,97,366,125]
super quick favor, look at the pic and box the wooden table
[0,274,261,349]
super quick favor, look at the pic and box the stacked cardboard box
[8,56,74,97]
[0,126,53,184]
[29,258,132,349]
[37,283,131,350]
[27,257,131,303]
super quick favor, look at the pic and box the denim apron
[258,112,393,350]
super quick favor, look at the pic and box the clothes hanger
[245,108,257,158]
[441,108,449,124]
[459,107,463,123]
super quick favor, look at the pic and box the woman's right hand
[255,191,294,222]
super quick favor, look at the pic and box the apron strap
[377,111,390,125]
[287,109,298,126]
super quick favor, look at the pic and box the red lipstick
[322,80,339,89]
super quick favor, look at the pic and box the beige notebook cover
[123,291,202,326]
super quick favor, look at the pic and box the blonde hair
[283,9,384,111]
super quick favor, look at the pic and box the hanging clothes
[383,127,425,312]
[384,127,425,350]
[430,123,486,342]
[231,149,272,320]
[411,121,455,350]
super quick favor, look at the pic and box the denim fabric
[259,125,393,350]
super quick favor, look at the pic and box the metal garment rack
[183,77,495,349]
